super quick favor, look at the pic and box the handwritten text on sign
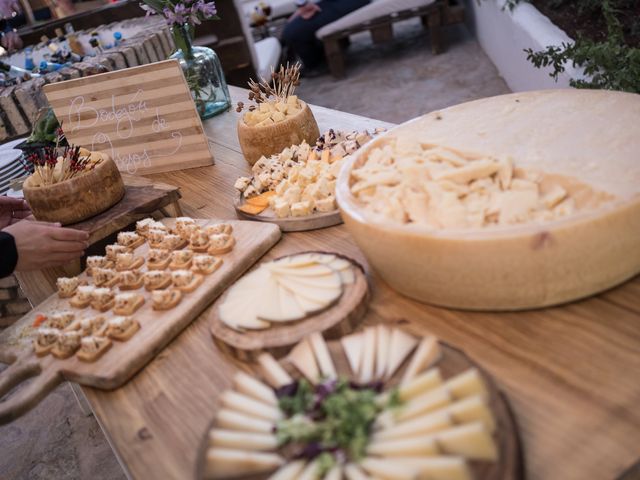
[43,60,213,176]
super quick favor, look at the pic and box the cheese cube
[274,199,291,218]
[291,200,313,217]
[271,111,286,123]
[259,102,271,113]
[257,118,275,127]
[315,197,336,213]
[282,185,302,204]
[287,95,298,105]
[275,102,289,114]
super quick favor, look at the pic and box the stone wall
[0,275,31,328]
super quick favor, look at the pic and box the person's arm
[0,231,18,278]
[290,0,321,21]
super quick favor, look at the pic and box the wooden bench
[317,0,465,79]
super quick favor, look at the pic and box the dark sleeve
[0,231,18,278]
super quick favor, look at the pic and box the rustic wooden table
[5,86,640,480]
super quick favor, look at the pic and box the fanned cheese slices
[206,329,500,480]
[218,253,358,330]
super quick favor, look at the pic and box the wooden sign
[43,60,214,175]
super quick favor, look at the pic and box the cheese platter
[0,217,281,424]
[234,129,383,232]
[210,252,369,360]
[197,324,523,479]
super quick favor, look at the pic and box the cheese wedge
[360,458,419,480]
[374,410,453,441]
[288,337,321,383]
[397,368,443,401]
[273,269,342,290]
[344,464,371,480]
[341,332,364,375]
[294,291,331,314]
[276,275,342,305]
[360,327,376,384]
[444,369,488,400]
[206,448,284,479]
[209,429,278,451]
[219,296,270,330]
[268,460,308,480]
[388,457,472,480]
[375,324,390,380]
[435,422,498,460]
[277,285,307,321]
[324,465,343,480]
[298,459,320,480]
[216,409,274,434]
[395,387,453,422]
[367,436,439,457]
[233,371,278,406]
[309,332,337,379]
[386,328,418,379]
[220,391,282,422]
[258,276,286,321]
[400,336,441,385]
[258,353,293,388]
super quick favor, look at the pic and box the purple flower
[198,1,217,17]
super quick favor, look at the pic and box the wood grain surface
[2,87,639,480]
[0,218,280,423]
[210,253,369,360]
[196,331,524,480]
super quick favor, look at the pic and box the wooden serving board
[234,192,343,232]
[196,325,524,480]
[210,253,369,361]
[0,218,281,424]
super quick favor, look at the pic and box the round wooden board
[210,254,369,361]
[196,328,524,480]
[234,192,343,232]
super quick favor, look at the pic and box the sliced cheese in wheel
[209,429,278,451]
[206,448,284,479]
[220,391,282,422]
[269,263,337,277]
[258,352,293,388]
[400,336,441,385]
[308,252,337,263]
[325,257,351,271]
[341,332,364,375]
[257,275,285,321]
[324,465,343,480]
[337,267,355,284]
[219,299,270,331]
[386,328,418,379]
[268,460,308,480]
[293,290,332,314]
[298,459,320,480]
[309,332,337,379]
[395,387,453,422]
[273,269,342,290]
[275,285,307,321]
[276,275,342,305]
[392,456,472,480]
[359,327,376,384]
[374,410,453,441]
[233,371,278,406]
[375,324,391,380]
[288,337,321,383]
[367,436,439,457]
[344,463,371,480]
[397,368,443,401]
[446,394,495,431]
[216,409,274,434]
[270,254,321,268]
[360,458,420,479]
[435,422,498,460]
[444,369,488,400]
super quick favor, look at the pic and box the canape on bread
[119,270,144,290]
[57,277,80,298]
[169,249,193,270]
[106,244,130,261]
[192,254,222,275]
[90,287,115,312]
[47,310,75,329]
[33,327,60,356]
[143,270,172,291]
[205,223,233,235]
[117,231,144,249]
[148,229,168,248]
[86,255,111,275]
[113,292,145,316]
[105,316,140,341]
[70,286,95,309]
[208,233,235,255]
[151,288,182,310]
[189,230,210,253]
[72,315,107,336]
[177,222,200,241]
[161,234,187,251]
[93,268,120,288]
[77,336,112,362]
[136,217,161,237]
[171,269,203,293]
[51,331,82,359]
[115,252,144,272]
[147,248,172,270]
[175,217,196,234]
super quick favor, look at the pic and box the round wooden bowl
[237,101,320,166]
[23,155,125,225]
[336,90,640,311]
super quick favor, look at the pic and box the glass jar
[170,24,231,119]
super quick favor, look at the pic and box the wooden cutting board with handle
[0,218,281,424]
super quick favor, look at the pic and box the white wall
[464,0,583,92]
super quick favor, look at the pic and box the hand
[0,197,31,229]
[3,220,89,271]
[1,31,23,53]
[291,3,321,20]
